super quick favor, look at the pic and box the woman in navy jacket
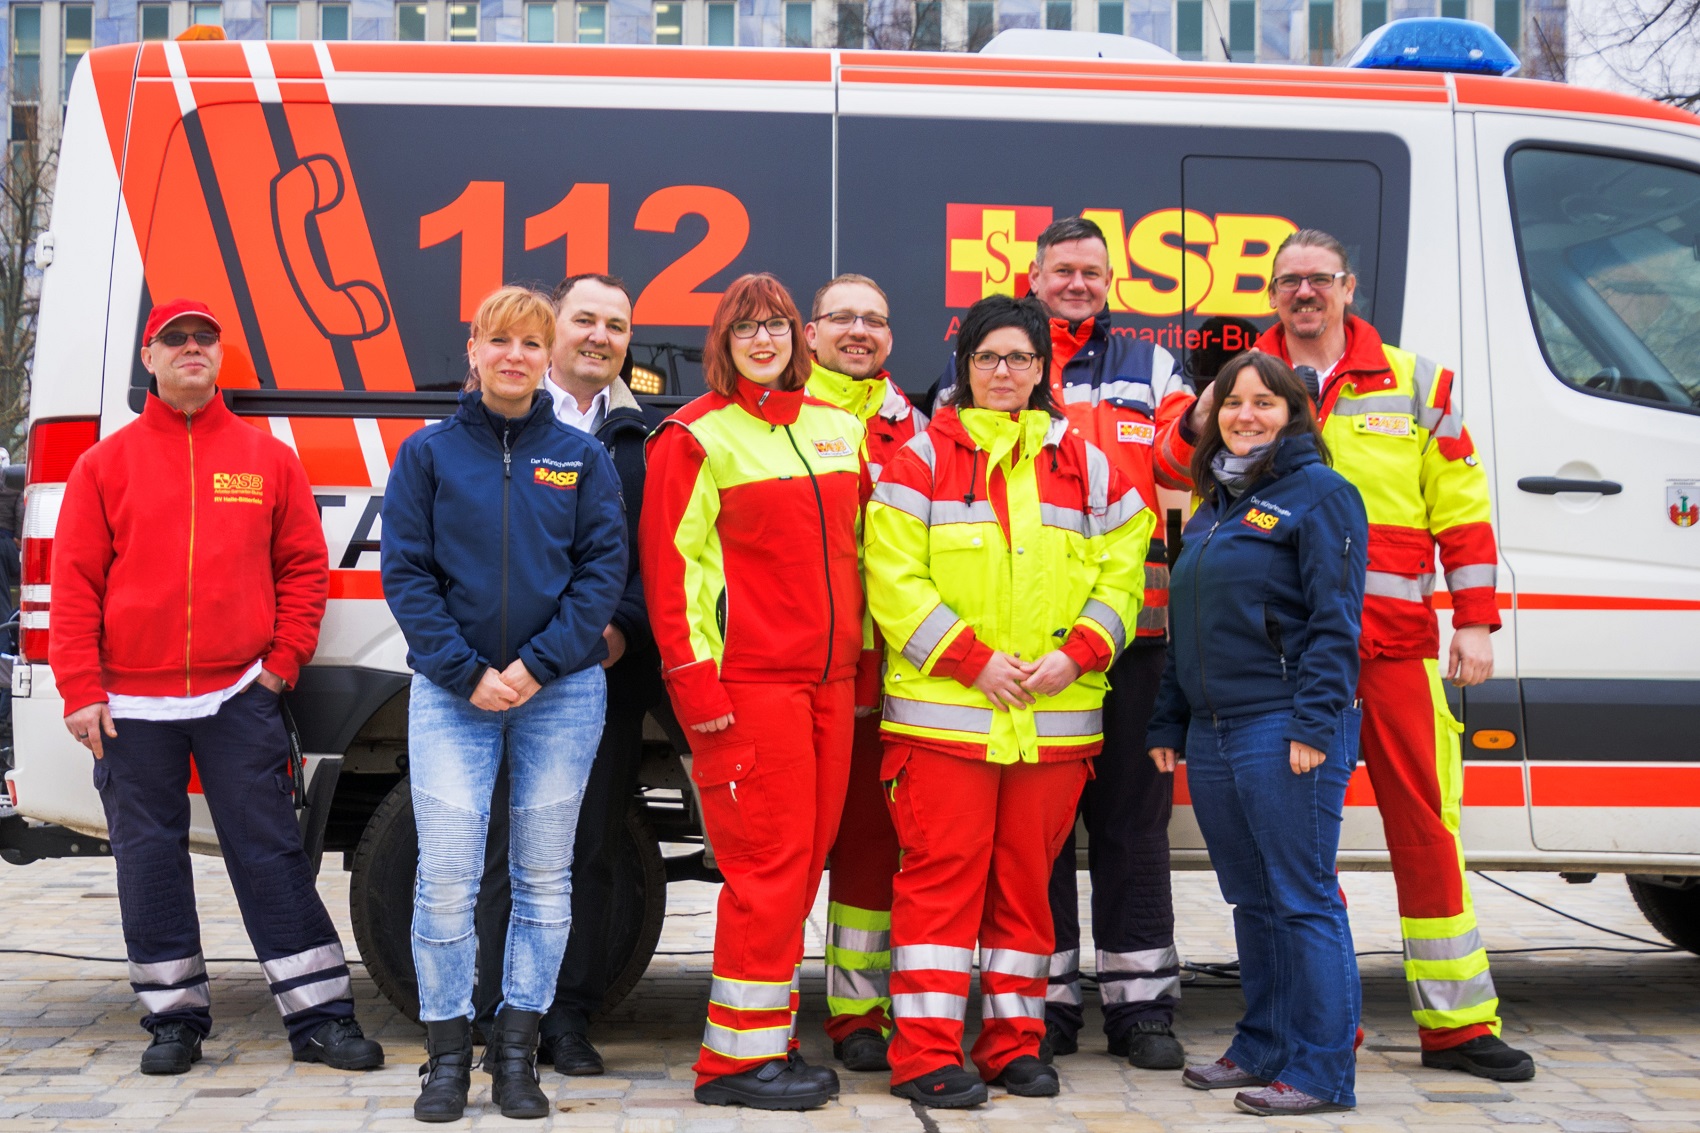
[381,286,627,1124]
[1147,350,1368,1118]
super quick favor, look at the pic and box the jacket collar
[807,361,905,424]
[1255,314,1392,386]
[1207,432,1324,507]
[141,388,235,432]
[728,373,804,426]
[934,404,1057,468]
[455,387,554,435]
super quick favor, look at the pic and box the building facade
[2,0,1564,143]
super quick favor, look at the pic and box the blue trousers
[408,667,604,1022]
[1184,707,1361,1106]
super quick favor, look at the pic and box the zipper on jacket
[1193,516,1223,718]
[1264,608,1288,682]
[501,426,512,668]
[184,412,197,695]
[782,425,835,684]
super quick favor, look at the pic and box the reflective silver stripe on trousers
[701,1021,791,1060]
[827,967,888,1003]
[1404,930,1486,963]
[882,698,994,735]
[827,923,890,956]
[1410,969,1498,1014]
[903,604,962,669]
[1330,393,1418,417]
[1049,949,1081,978]
[129,954,207,987]
[871,479,931,524]
[1039,503,1086,534]
[892,943,975,973]
[709,976,792,1011]
[1046,981,1083,1006]
[930,499,999,526]
[982,992,1046,1020]
[137,984,212,1014]
[261,943,346,986]
[1079,599,1127,653]
[275,974,354,1016]
[1444,564,1497,592]
[980,948,1048,979]
[1098,974,1182,1005]
[1365,570,1436,602]
[1035,708,1102,738]
[1097,946,1179,974]
[891,991,968,1020]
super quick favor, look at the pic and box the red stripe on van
[266,41,325,81]
[1453,74,1700,127]
[1173,762,1524,807]
[323,42,833,84]
[839,64,1453,104]
[89,45,140,172]
[289,419,372,487]
[1530,765,1700,808]
[1433,592,1700,612]
[329,570,384,600]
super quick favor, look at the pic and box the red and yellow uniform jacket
[1255,315,1500,659]
[863,406,1155,764]
[640,376,867,727]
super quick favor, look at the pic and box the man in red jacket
[51,299,384,1077]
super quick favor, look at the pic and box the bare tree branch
[0,136,56,456]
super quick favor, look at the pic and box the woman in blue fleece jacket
[1147,350,1368,1118]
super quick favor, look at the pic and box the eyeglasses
[730,317,793,339]
[1272,272,1349,295]
[970,350,1039,372]
[154,329,220,348]
[817,310,890,331]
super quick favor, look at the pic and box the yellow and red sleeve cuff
[936,629,995,689]
[663,658,736,727]
[1449,589,1502,632]
[1061,625,1114,674]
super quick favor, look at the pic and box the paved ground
[0,855,1696,1131]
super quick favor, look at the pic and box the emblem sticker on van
[534,468,579,489]
[813,437,854,458]
[1359,413,1414,438]
[212,472,265,505]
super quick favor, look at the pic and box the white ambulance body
[6,36,1699,1012]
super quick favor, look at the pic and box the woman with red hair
[640,273,866,1111]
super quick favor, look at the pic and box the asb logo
[813,436,855,459]
[534,468,579,489]
[946,204,1052,307]
[212,471,265,504]
[1242,507,1281,533]
[1117,421,1155,446]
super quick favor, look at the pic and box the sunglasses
[154,330,221,348]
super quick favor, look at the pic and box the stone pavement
[0,856,1696,1132]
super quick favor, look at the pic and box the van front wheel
[348,777,668,1023]
[1627,875,1700,955]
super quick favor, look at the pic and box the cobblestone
[0,859,1696,1130]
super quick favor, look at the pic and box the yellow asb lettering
[212,471,265,504]
[534,468,579,489]
[1242,507,1280,532]
[1200,214,1297,317]
[1119,208,1217,317]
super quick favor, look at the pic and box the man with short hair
[51,299,383,1076]
[1165,230,1535,1083]
[803,273,927,1073]
[474,273,664,1076]
[938,217,1196,1070]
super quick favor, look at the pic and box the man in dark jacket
[475,274,665,1075]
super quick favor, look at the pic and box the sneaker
[1038,1020,1077,1065]
[1181,1055,1269,1091]
[695,1058,832,1111]
[1116,1020,1185,1070]
[139,1022,203,1075]
[1421,1035,1536,1082]
[833,1028,890,1072]
[540,1031,604,1076]
[1233,1081,1352,1116]
[890,1064,988,1108]
[294,1017,384,1071]
[991,1055,1059,1097]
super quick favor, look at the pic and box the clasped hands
[972,649,1082,710]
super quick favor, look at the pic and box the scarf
[1211,442,1274,499]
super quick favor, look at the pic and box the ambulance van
[5,31,1699,1020]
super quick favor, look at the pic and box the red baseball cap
[144,299,223,343]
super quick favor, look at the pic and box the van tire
[1627,875,1700,955]
[348,777,669,1023]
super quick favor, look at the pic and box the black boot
[414,1018,474,1124]
[483,1007,550,1119]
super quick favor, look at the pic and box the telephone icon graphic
[271,154,392,340]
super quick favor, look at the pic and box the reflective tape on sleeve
[1443,564,1496,592]
[871,480,932,525]
[1079,598,1127,654]
[903,604,962,669]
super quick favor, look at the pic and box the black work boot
[295,1017,385,1070]
[890,1064,988,1108]
[414,1018,474,1123]
[1038,1019,1077,1064]
[833,1028,891,1072]
[694,1057,834,1110]
[1422,1035,1536,1082]
[1113,1020,1186,1069]
[139,1021,203,1075]
[539,1030,604,1076]
[789,1050,841,1096]
[483,1007,550,1119]
[992,1054,1060,1097]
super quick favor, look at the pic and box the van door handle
[1517,477,1623,496]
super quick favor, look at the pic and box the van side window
[1508,147,1700,414]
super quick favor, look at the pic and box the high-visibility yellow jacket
[1254,316,1501,658]
[864,406,1154,763]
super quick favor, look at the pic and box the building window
[190,2,223,27]
[268,2,298,39]
[525,1,555,40]
[1228,0,1254,56]
[578,1,608,41]
[967,0,995,49]
[1493,0,1519,48]
[449,2,479,39]
[1045,0,1071,29]
[1175,0,1201,57]
[12,7,40,104]
[1098,0,1123,34]
[1441,0,1466,15]
[139,3,171,39]
[654,1,682,43]
[63,4,92,95]
[915,0,942,47]
[784,1,812,44]
[1309,0,1334,62]
[1362,0,1385,32]
[707,1,736,44]
[320,3,350,37]
[398,3,427,39]
[835,1,864,46]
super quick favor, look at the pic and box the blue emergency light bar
[1343,17,1521,76]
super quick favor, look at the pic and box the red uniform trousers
[823,714,902,1041]
[884,743,1089,1085]
[1359,655,1501,1051]
[687,678,855,1086]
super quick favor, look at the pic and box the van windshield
[1508,147,1700,413]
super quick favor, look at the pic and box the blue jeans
[408,667,605,1022]
[1185,707,1361,1106]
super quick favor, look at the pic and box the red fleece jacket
[50,392,328,715]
